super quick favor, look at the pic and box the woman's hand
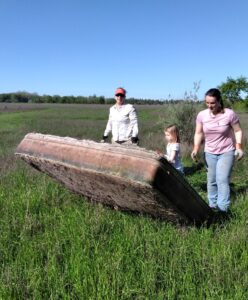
[192,122,203,162]
[191,150,198,161]
[234,141,244,160]
[235,148,244,160]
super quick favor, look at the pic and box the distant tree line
[0,92,169,105]
[1,76,247,105]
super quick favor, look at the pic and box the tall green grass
[0,103,248,299]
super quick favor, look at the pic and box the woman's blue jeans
[204,150,235,212]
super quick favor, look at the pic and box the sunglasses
[115,94,125,97]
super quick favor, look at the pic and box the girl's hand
[164,154,170,161]
[165,155,175,163]
[156,149,164,157]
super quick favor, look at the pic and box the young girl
[163,124,184,174]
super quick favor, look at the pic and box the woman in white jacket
[102,87,139,145]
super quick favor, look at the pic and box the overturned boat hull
[15,133,213,225]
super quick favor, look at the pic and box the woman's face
[115,94,125,105]
[205,95,220,114]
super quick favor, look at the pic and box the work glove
[234,149,244,161]
[131,137,139,144]
[100,135,108,143]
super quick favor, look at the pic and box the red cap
[115,88,126,96]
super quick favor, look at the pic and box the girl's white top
[166,142,184,173]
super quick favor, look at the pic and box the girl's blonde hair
[164,124,180,143]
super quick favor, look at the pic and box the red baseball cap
[115,88,126,96]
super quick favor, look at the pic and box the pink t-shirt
[196,108,239,154]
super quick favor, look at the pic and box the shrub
[157,82,202,146]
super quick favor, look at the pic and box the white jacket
[104,104,138,142]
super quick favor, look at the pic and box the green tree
[218,76,248,103]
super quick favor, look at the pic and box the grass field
[0,103,248,299]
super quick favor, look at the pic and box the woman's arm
[191,122,204,160]
[232,121,244,160]
[103,111,112,137]
[129,106,138,137]
[232,121,243,145]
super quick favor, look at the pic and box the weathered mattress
[15,133,213,225]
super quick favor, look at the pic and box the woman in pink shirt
[191,88,243,213]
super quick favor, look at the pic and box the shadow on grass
[230,182,248,198]
[184,161,205,176]
[208,210,235,228]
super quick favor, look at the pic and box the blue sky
[0,0,247,100]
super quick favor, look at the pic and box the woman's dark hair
[205,88,224,112]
